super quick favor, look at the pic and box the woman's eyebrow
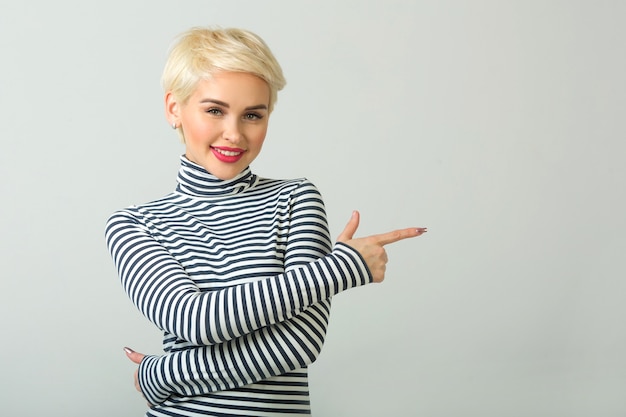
[199,98,229,107]
[199,98,268,111]
[245,104,268,111]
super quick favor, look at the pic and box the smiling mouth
[211,146,246,163]
[214,148,242,156]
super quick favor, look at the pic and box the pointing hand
[336,211,426,283]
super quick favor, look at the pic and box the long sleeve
[105,184,371,347]
[138,300,333,405]
[106,180,373,406]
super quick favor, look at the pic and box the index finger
[371,227,427,246]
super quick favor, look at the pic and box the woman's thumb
[336,211,360,242]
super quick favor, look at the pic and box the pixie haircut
[162,27,286,113]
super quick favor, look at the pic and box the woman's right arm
[105,210,372,347]
[107,195,424,405]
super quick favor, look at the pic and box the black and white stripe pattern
[105,156,371,416]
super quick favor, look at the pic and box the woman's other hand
[123,347,153,407]
[336,211,426,283]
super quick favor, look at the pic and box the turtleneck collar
[176,155,258,198]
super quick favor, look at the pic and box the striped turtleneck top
[105,156,372,416]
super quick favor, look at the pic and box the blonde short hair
[162,27,286,113]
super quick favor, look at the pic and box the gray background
[1,1,624,416]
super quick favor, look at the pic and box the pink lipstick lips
[211,146,246,163]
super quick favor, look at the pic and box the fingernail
[123,347,134,354]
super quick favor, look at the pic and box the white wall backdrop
[1,1,624,416]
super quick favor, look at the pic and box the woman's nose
[222,118,243,143]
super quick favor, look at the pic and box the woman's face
[167,72,271,180]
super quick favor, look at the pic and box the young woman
[105,27,426,416]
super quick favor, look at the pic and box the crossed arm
[106,183,376,405]
[108,182,426,405]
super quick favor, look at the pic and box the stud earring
[171,122,177,129]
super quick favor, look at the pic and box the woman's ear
[165,91,180,126]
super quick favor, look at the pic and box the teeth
[215,148,241,156]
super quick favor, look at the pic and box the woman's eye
[206,108,222,115]
[244,113,263,120]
